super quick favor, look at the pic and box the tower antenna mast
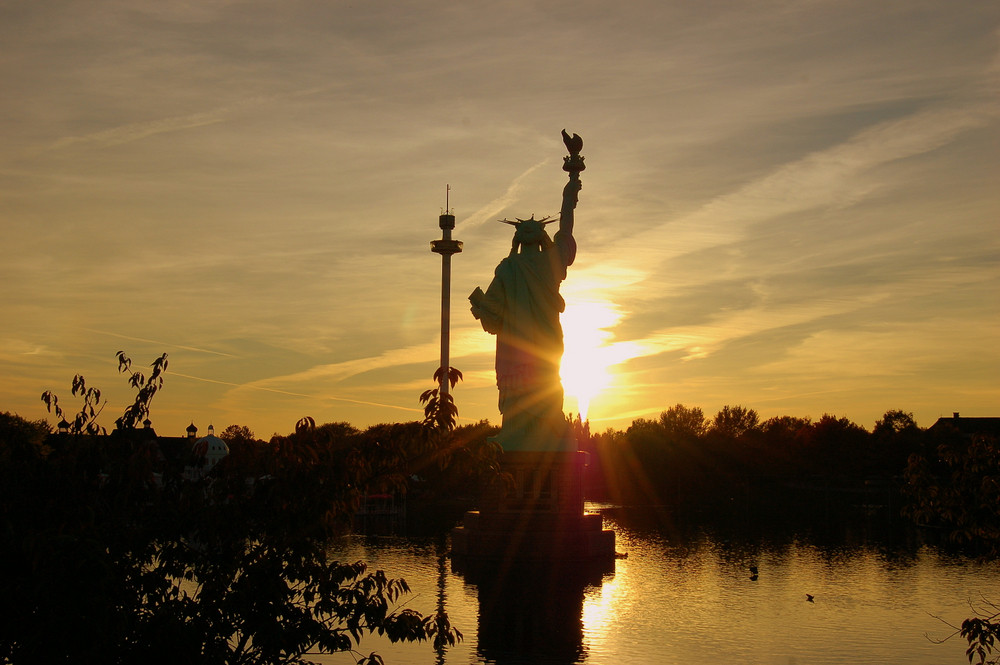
[430,184,463,404]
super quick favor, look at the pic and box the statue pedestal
[451,450,615,566]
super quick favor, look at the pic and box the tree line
[573,404,926,516]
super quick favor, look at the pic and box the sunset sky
[2,0,998,439]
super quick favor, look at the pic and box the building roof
[192,433,229,461]
[928,413,1000,438]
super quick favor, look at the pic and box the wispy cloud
[0,339,57,363]
[621,102,998,270]
[240,324,493,393]
[42,110,228,151]
[240,342,440,392]
[170,371,422,414]
[458,160,550,230]
[32,80,340,155]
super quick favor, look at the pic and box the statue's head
[501,215,555,250]
[515,218,548,246]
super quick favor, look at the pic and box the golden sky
[2,0,998,438]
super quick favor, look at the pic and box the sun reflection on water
[316,518,1000,665]
[581,574,621,635]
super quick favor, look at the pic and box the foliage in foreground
[904,425,1000,664]
[962,603,1000,665]
[0,353,465,665]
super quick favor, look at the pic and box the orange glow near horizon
[560,298,635,421]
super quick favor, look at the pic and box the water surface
[317,505,997,665]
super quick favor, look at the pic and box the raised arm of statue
[560,177,581,238]
[558,129,584,258]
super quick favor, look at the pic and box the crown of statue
[498,214,557,226]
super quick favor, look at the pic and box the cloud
[620,101,998,271]
[170,370,420,413]
[457,159,550,230]
[0,339,57,364]
[42,111,229,151]
[238,322,493,392]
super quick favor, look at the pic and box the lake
[318,504,998,665]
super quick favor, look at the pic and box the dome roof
[192,434,229,463]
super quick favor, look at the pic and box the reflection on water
[317,506,999,665]
[455,557,613,665]
[472,564,588,664]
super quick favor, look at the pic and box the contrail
[170,371,423,414]
[45,110,228,150]
[458,159,549,230]
[38,84,337,152]
[81,329,236,357]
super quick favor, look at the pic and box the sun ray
[560,298,630,420]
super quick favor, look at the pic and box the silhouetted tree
[871,409,922,472]
[709,405,760,439]
[219,423,257,445]
[800,414,869,476]
[620,417,672,504]
[873,409,918,437]
[761,415,812,439]
[1,354,459,665]
[590,427,630,503]
[904,429,1000,551]
[40,351,168,436]
[904,426,1000,664]
[590,406,906,515]
[759,415,813,478]
[419,366,463,431]
[407,419,503,516]
[0,411,50,462]
[659,404,707,440]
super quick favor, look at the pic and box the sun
[559,299,621,420]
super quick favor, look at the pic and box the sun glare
[560,299,625,420]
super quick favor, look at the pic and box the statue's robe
[472,229,577,451]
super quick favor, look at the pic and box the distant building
[184,424,230,481]
[46,420,229,483]
[928,412,1000,439]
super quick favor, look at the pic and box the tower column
[430,188,463,399]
